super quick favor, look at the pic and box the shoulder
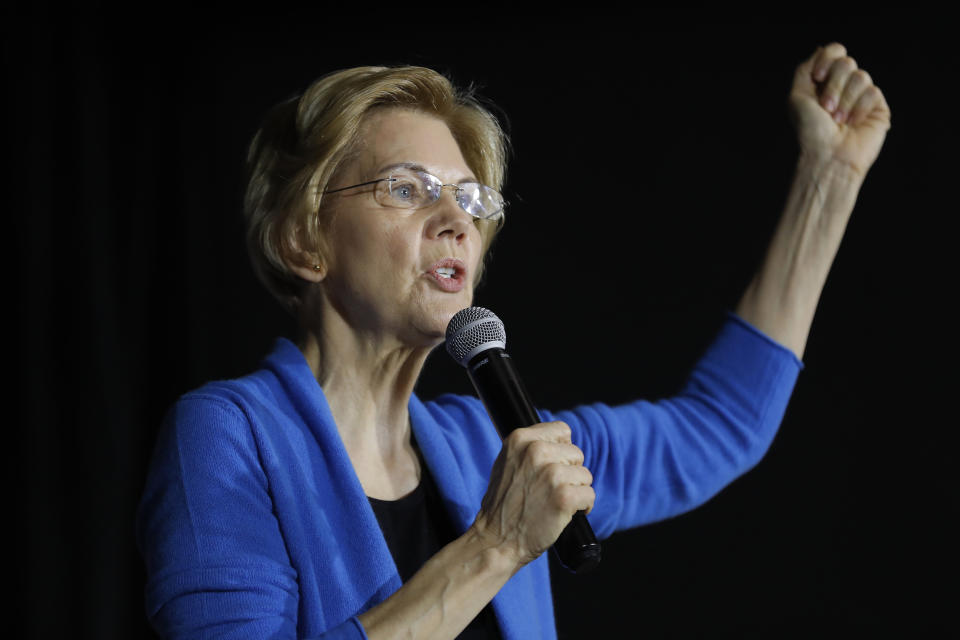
[164,370,275,432]
[139,361,302,543]
[166,336,317,428]
[152,356,302,474]
[149,383,260,488]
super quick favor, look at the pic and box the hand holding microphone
[446,307,601,573]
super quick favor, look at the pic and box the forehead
[352,108,474,182]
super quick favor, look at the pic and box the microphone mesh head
[445,307,506,367]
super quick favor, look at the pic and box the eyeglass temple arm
[323,177,395,195]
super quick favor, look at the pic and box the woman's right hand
[471,421,595,569]
[359,422,591,639]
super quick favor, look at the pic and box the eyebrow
[374,162,477,184]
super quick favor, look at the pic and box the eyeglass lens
[381,169,503,220]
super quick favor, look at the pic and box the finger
[820,55,858,114]
[813,42,848,82]
[793,47,822,95]
[846,88,874,128]
[555,483,596,516]
[874,87,892,128]
[545,462,593,489]
[834,69,873,125]
[546,462,594,497]
[530,420,572,444]
[526,439,585,467]
[848,85,885,128]
[506,420,571,447]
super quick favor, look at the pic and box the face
[316,108,485,347]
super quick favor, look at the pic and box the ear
[287,256,327,283]
[282,221,328,283]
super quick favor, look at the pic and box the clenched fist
[789,42,892,177]
[471,421,595,568]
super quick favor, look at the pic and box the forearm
[735,151,865,360]
[357,526,518,640]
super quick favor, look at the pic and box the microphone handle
[466,348,601,574]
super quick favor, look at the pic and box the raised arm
[544,44,891,537]
[736,42,891,360]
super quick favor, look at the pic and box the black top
[368,439,503,639]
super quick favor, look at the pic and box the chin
[404,323,447,352]
[409,301,469,346]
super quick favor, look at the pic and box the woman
[137,43,890,639]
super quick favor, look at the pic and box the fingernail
[824,97,837,112]
[834,109,845,124]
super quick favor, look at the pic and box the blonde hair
[243,66,509,314]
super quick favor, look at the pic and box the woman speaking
[136,42,890,639]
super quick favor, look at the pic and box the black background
[9,12,956,638]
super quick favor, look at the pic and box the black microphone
[445,306,601,574]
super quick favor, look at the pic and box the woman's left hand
[789,42,892,177]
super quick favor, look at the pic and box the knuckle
[526,439,549,464]
[582,465,594,486]
[826,42,847,55]
[546,462,566,486]
[505,429,527,448]
[570,445,585,466]
[554,484,577,510]
[552,420,572,440]
[851,69,871,85]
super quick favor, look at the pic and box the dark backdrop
[9,14,955,638]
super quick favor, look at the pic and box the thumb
[791,46,821,99]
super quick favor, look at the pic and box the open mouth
[427,258,467,292]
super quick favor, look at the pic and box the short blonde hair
[244,66,509,314]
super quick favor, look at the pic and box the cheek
[334,211,406,262]
[471,227,487,270]
[383,225,414,264]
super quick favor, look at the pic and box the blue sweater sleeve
[541,313,803,539]
[135,394,369,640]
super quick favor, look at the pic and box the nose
[424,187,474,244]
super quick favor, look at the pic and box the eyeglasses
[323,167,506,228]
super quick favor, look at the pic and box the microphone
[445,307,601,574]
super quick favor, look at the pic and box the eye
[392,181,418,200]
[385,171,430,208]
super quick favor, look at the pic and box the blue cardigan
[136,313,802,639]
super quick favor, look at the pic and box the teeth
[437,267,456,278]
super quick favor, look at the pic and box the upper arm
[542,313,803,538]
[136,394,302,638]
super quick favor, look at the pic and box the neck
[295,295,436,464]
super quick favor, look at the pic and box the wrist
[358,524,519,640]
[791,152,864,239]
[797,150,866,188]
[465,518,526,577]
